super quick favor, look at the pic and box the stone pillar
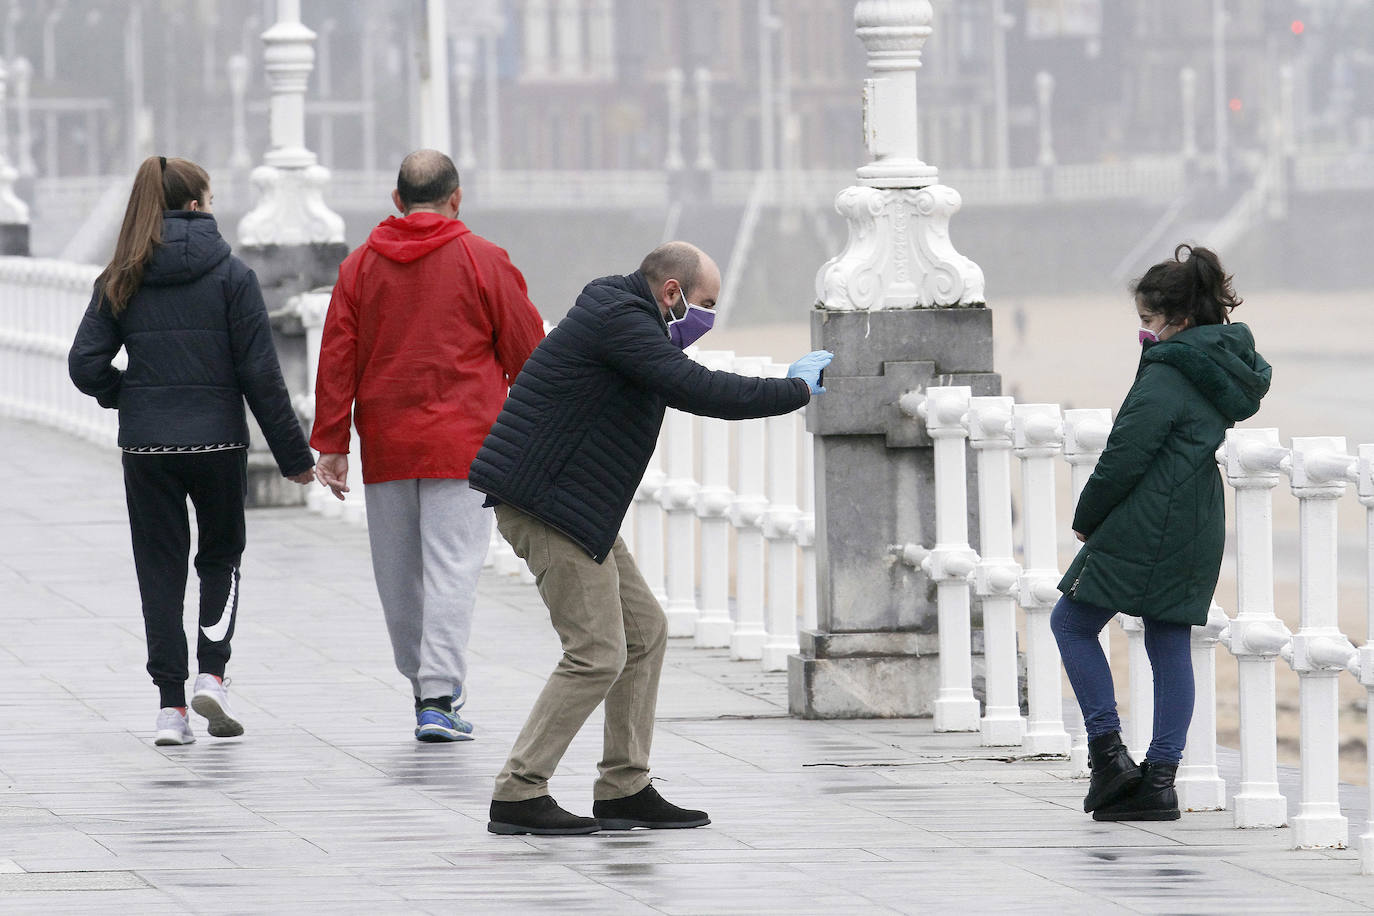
[694,68,715,172]
[790,1,996,719]
[236,0,347,507]
[555,0,583,78]
[1035,70,1055,168]
[454,36,478,170]
[522,0,551,80]
[1180,66,1198,168]
[10,55,32,179]
[227,54,252,170]
[0,56,30,254]
[664,67,685,172]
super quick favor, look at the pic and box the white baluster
[761,362,802,672]
[634,429,668,604]
[693,350,736,648]
[968,395,1024,746]
[729,355,770,660]
[1013,403,1070,756]
[1177,600,1230,811]
[1353,444,1374,873]
[1120,615,1153,764]
[1221,428,1291,828]
[909,386,980,732]
[1286,436,1359,848]
[659,405,700,637]
[1062,407,1112,773]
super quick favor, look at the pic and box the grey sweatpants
[364,478,490,701]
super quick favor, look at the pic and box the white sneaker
[191,674,244,738]
[154,707,196,746]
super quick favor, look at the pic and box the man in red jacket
[311,149,544,742]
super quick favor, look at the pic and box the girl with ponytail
[69,156,316,747]
[1051,243,1271,822]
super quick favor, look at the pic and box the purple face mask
[668,292,716,349]
[1138,326,1160,345]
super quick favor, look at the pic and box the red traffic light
[1291,20,1304,35]
[1229,97,1243,112]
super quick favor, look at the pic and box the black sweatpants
[122,448,247,708]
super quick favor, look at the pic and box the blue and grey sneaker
[415,706,474,742]
[452,682,466,712]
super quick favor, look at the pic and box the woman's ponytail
[95,156,211,317]
[1132,243,1242,328]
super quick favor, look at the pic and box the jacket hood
[1143,321,1271,422]
[366,212,471,263]
[583,270,668,335]
[143,211,231,286]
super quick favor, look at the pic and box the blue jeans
[1050,595,1195,765]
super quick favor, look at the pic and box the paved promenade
[3,416,1374,914]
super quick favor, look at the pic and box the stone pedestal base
[0,223,29,255]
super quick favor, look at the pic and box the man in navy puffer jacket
[471,241,831,836]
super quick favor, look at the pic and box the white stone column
[419,0,452,155]
[693,350,736,648]
[762,363,803,672]
[555,0,583,78]
[659,406,700,638]
[1062,408,1111,773]
[454,36,478,170]
[1287,437,1359,849]
[914,386,980,731]
[0,56,29,237]
[587,0,614,79]
[1180,66,1198,164]
[1014,404,1070,757]
[1221,429,1291,828]
[1120,614,1152,762]
[694,67,715,171]
[1035,70,1055,169]
[11,55,32,178]
[816,1,983,309]
[237,0,344,248]
[968,396,1024,746]
[522,0,551,80]
[664,67,685,172]
[227,53,252,169]
[730,356,771,661]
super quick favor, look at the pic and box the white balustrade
[729,356,771,660]
[761,362,802,672]
[1286,437,1360,848]
[1013,403,1071,756]
[915,385,980,732]
[1061,408,1112,773]
[1221,428,1291,828]
[659,403,700,637]
[968,395,1025,746]
[1120,614,1153,763]
[692,350,737,648]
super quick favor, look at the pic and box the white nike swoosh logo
[201,572,238,642]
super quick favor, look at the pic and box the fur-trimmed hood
[1142,321,1271,422]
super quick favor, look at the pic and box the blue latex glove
[786,350,834,395]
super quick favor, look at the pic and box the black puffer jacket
[469,270,810,562]
[68,211,312,476]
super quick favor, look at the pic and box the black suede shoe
[488,796,600,835]
[592,785,710,830]
[1092,761,1181,822]
[1083,731,1142,813]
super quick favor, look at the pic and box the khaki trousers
[492,504,668,802]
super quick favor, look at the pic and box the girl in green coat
[1051,244,1272,822]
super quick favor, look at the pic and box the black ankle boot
[1092,760,1180,821]
[1083,732,1141,813]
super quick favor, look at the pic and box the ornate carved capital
[237,163,345,247]
[815,185,984,309]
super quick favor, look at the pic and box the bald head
[640,241,721,320]
[396,149,461,210]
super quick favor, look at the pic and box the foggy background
[10,0,1374,320]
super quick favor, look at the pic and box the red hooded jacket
[310,213,544,484]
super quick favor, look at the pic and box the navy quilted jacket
[469,270,810,562]
[68,211,312,476]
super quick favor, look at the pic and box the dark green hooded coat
[1058,322,1271,626]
